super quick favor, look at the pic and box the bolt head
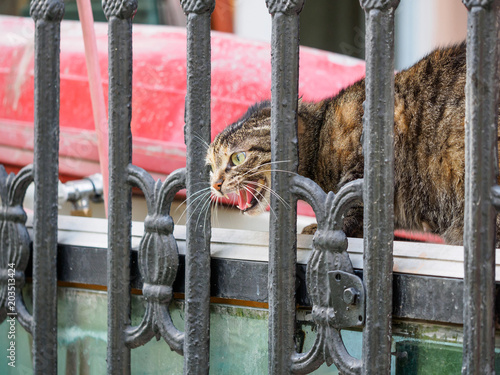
[343,287,359,305]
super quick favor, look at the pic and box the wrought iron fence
[0,0,499,374]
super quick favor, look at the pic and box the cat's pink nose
[213,179,223,192]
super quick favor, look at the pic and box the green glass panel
[0,287,271,374]
[2,286,500,374]
[394,340,500,375]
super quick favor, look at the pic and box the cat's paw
[301,223,317,235]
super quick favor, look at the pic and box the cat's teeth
[246,183,257,205]
[237,182,258,211]
[237,189,247,210]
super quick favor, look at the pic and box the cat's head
[206,102,271,215]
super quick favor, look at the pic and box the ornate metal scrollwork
[30,0,65,21]
[291,176,364,375]
[102,0,138,20]
[462,0,495,10]
[124,165,186,354]
[180,0,215,14]
[359,0,400,11]
[265,0,305,15]
[0,165,34,333]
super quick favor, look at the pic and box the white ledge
[26,214,500,281]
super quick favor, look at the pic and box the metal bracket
[328,270,365,328]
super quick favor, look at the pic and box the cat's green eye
[231,152,246,166]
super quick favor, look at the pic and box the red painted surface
[394,230,446,245]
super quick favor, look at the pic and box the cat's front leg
[300,204,364,238]
[301,223,317,235]
[342,205,364,238]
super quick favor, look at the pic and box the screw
[343,287,359,306]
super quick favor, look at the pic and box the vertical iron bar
[359,1,398,374]
[462,1,498,374]
[102,1,137,374]
[265,1,303,373]
[180,1,214,373]
[29,1,65,373]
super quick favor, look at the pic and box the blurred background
[0,0,467,70]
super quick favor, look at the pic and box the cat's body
[206,43,500,246]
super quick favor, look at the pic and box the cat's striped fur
[206,43,500,246]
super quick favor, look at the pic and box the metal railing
[0,0,498,374]
[463,1,499,373]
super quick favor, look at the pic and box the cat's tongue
[237,183,257,211]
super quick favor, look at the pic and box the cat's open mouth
[235,179,266,213]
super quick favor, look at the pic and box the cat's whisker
[208,196,216,226]
[187,193,212,228]
[178,190,212,224]
[198,193,212,234]
[240,159,289,173]
[174,187,212,215]
[191,132,210,150]
[214,195,223,228]
[243,179,291,209]
[184,186,212,200]
[242,183,278,220]
[211,196,218,228]
[244,168,300,179]
[177,195,204,224]
[240,160,292,178]
[187,181,212,188]
[188,190,212,210]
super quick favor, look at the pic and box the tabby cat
[206,43,500,246]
